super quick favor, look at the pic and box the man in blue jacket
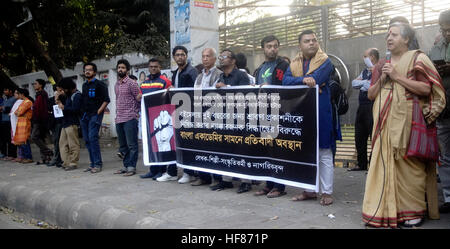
[282,30,335,206]
[57,78,82,171]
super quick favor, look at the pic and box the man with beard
[254,35,290,86]
[253,35,290,198]
[113,59,141,177]
[80,62,110,174]
[156,45,198,183]
[283,30,335,206]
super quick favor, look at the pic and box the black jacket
[81,78,110,115]
[253,57,290,85]
[172,63,198,88]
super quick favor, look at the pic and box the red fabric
[32,90,49,121]
[405,96,439,161]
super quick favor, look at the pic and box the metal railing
[219,0,445,52]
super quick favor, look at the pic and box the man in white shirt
[349,48,379,171]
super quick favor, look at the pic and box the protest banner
[141,85,318,191]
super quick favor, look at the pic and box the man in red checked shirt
[113,59,141,177]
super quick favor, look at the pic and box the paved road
[0,142,449,229]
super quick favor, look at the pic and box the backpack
[329,79,349,115]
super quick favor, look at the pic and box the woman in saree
[362,22,446,228]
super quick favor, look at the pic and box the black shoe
[210,181,233,191]
[140,171,156,179]
[237,183,252,194]
[347,166,365,171]
[152,172,163,180]
[46,162,56,167]
[439,202,450,213]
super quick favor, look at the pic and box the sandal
[123,171,136,177]
[320,194,334,206]
[114,169,126,174]
[91,168,102,174]
[267,189,287,198]
[254,187,271,196]
[291,191,317,201]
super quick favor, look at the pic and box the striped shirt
[115,75,140,124]
[140,73,172,94]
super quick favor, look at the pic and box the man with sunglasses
[211,49,250,191]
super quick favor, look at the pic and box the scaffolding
[219,0,446,52]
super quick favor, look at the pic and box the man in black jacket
[253,35,290,198]
[157,46,198,183]
[80,62,110,173]
[253,35,290,86]
[171,45,198,88]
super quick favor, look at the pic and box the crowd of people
[1,10,449,229]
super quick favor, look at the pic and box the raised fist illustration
[154,110,173,152]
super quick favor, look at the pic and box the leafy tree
[0,0,169,88]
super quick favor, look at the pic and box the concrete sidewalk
[0,142,449,229]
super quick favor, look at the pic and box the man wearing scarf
[282,30,335,206]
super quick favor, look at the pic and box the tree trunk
[0,68,18,90]
[18,21,63,84]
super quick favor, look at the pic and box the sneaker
[47,161,56,167]
[178,173,192,184]
[157,173,178,182]
[152,172,163,180]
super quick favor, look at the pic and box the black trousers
[355,104,373,170]
[0,121,17,157]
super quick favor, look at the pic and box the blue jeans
[81,113,103,168]
[19,141,32,160]
[116,119,138,172]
